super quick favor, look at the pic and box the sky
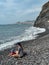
[0,0,49,24]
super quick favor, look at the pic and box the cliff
[34,1,49,29]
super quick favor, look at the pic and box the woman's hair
[17,42,22,46]
[17,42,23,49]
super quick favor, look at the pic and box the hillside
[34,1,49,29]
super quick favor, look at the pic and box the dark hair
[17,42,21,46]
[15,42,23,48]
[17,42,23,49]
[15,42,21,45]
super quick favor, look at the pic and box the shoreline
[0,29,49,65]
[0,28,48,52]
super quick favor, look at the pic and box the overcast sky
[0,0,49,24]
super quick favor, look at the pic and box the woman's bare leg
[11,51,19,57]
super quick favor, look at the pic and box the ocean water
[0,23,46,50]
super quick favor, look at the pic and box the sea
[0,23,46,51]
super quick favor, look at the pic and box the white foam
[0,26,46,51]
[25,26,46,36]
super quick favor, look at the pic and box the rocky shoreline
[0,30,49,65]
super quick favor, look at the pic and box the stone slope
[34,1,49,28]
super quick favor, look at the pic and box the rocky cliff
[34,1,49,29]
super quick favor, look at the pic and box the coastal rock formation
[34,1,49,28]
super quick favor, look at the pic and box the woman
[8,43,24,58]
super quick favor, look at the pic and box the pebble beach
[0,30,49,65]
